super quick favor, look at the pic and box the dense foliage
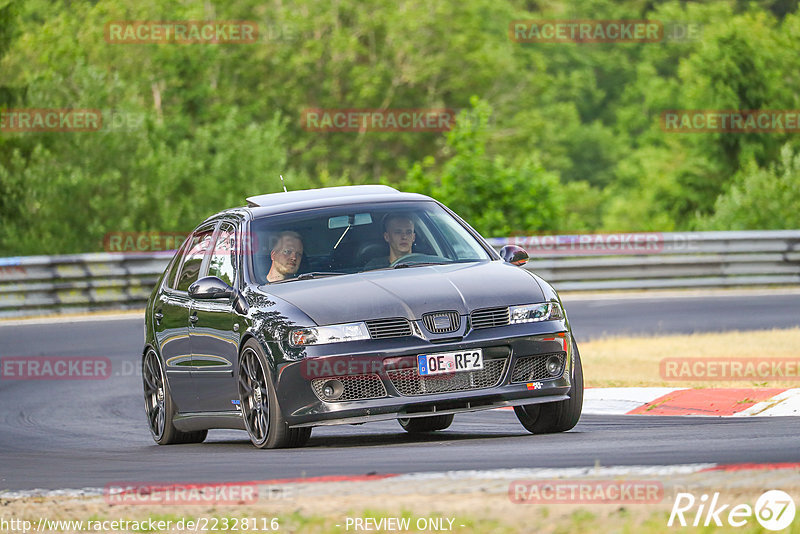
[0,0,798,255]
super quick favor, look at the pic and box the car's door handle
[189,314,199,324]
[154,312,164,320]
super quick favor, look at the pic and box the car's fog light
[322,379,344,400]
[546,355,563,377]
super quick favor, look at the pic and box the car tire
[397,414,454,433]
[238,339,312,449]
[514,340,583,434]
[142,348,207,445]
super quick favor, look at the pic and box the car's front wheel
[398,414,454,433]
[238,340,311,449]
[142,348,207,445]
[514,340,583,434]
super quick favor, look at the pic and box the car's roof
[245,185,435,218]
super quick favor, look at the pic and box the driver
[385,213,415,263]
[365,213,416,269]
[267,231,304,282]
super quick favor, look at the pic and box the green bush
[701,143,800,230]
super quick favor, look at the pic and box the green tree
[701,143,800,230]
[1,0,799,256]
[403,99,563,237]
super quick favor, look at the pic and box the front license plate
[417,349,484,376]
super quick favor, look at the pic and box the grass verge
[582,327,800,388]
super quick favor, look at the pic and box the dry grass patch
[581,327,800,388]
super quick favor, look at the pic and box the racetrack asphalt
[1,292,799,491]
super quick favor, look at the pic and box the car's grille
[511,352,566,383]
[422,311,461,334]
[470,307,510,329]
[387,358,508,396]
[365,318,413,339]
[311,374,387,402]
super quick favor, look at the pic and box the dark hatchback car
[142,185,583,448]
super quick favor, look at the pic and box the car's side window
[163,236,192,290]
[175,227,215,292]
[207,223,237,287]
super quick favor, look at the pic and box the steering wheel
[390,253,433,267]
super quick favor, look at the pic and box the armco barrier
[1,231,798,317]
[487,230,800,291]
[0,253,171,317]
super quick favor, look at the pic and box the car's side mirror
[189,276,234,300]
[499,245,529,266]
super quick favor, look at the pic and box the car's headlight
[289,322,371,346]
[509,302,564,324]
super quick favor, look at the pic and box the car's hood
[259,261,545,325]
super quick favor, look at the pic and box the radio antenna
[279,175,288,193]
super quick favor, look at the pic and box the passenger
[366,213,416,269]
[267,231,304,282]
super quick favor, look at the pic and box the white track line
[733,389,800,417]
[583,387,684,415]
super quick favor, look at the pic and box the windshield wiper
[391,261,447,269]
[294,271,347,280]
[270,272,346,283]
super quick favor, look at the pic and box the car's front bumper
[274,323,575,427]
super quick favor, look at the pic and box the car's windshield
[248,201,492,284]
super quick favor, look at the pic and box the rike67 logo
[669,490,795,531]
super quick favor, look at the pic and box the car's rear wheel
[142,348,207,445]
[238,340,311,449]
[398,414,454,433]
[514,340,583,434]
